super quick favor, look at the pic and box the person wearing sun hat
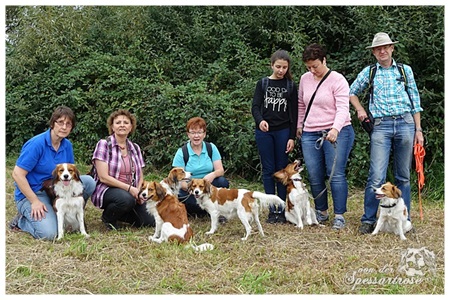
[349,32,424,235]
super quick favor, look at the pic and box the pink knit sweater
[297,71,351,132]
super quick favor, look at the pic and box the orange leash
[414,143,425,220]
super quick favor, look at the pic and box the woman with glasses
[91,109,154,230]
[172,116,229,218]
[9,106,96,240]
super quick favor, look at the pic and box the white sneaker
[404,220,413,233]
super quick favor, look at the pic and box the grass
[3,162,445,295]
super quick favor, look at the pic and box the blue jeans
[255,128,289,213]
[301,125,355,215]
[15,175,96,240]
[361,114,415,224]
[179,176,229,217]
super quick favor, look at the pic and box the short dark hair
[270,49,293,80]
[302,43,327,63]
[49,106,76,129]
[107,109,137,135]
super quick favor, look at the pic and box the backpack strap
[397,63,414,109]
[368,64,377,105]
[182,142,213,167]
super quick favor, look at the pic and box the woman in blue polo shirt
[9,106,96,240]
[172,116,229,218]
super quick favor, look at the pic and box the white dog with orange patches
[372,182,412,240]
[188,178,285,240]
[52,163,89,240]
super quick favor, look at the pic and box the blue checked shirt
[350,59,423,118]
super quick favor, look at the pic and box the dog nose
[141,192,147,197]
[63,174,69,179]
[194,190,199,195]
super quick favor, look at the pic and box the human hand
[357,109,368,122]
[286,139,295,153]
[326,128,339,143]
[31,200,48,221]
[259,120,269,132]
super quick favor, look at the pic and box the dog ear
[73,165,81,180]
[204,180,211,195]
[155,182,165,200]
[52,165,60,181]
[392,185,402,198]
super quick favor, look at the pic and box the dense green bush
[5,6,444,199]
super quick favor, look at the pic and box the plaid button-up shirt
[91,134,145,208]
[350,59,423,118]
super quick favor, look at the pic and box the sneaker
[277,212,287,224]
[9,213,22,232]
[219,215,227,224]
[404,220,415,233]
[315,210,329,224]
[332,216,345,230]
[359,222,375,234]
[266,212,278,224]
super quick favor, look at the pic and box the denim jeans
[15,175,96,240]
[361,113,415,224]
[179,176,230,217]
[255,128,289,213]
[301,125,355,215]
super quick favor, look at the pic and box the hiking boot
[9,213,22,232]
[266,212,278,224]
[359,222,375,234]
[219,215,228,224]
[315,210,329,224]
[102,216,120,231]
[277,212,287,223]
[332,216,345,230]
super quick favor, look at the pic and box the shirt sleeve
[172,148,185,167]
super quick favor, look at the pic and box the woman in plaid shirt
[91,109,154,230]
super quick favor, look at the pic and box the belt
[376,113,410,121]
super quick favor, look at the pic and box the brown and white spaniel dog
[52,163,89,240]
[372,182,412,240]
[140,180,213,251]
[274,160,318,229]
[188,179,286,240]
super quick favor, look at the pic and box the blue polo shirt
[14,129,74,201]
[172,141,221,178]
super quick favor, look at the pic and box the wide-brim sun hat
[366,32,399,49]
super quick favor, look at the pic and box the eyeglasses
[188,131,204,136]
[55,120,73,128]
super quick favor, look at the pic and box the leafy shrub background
[5,6,444,199]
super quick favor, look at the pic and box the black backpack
[181,141,213,166]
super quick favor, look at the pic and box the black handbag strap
[302,69,332,127]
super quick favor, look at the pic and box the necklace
[118,144,126,150]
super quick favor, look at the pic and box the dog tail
[186,242,214,252]
[252,192,286,209]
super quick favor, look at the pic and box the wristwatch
[415,128,423,132]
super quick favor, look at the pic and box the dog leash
[312,130,338,201]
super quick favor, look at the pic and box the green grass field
[4,163,444,295]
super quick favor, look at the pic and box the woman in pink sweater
[297,44,355,230]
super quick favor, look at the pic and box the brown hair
[107,109,137,135]
[49,106,76,129]
[270,49,293,81]
[186,117,207,133]
[302,43,327,63]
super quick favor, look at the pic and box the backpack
[182,141,213,166]
[368,63,414,108]
[261,77,294,99]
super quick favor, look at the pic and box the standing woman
[91,109,154,230]
[297,43,355,230]
[10,106,96,240]
[251,49,298,224]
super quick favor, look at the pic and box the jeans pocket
[403,113,414,124]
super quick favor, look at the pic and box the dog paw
[205,231,215,235]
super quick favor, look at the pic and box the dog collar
[292,178,302,182]
[380,203,397,208]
